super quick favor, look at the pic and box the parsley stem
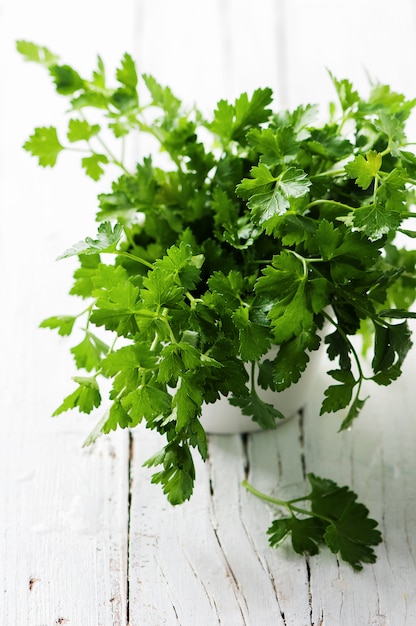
[373,174,379,205]
[78,110,131,175]
[305,199,353,212]
[76,303,94,320]
[94,134,131,174]
[289,249,308,277]
[379,141,392,158]
[159,309,178,344]
[250,362,256,394]
[311,168,345,179]
[242,481,334,524]
[116,250,154,270]
[186,291,202,307]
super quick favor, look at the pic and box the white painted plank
[0,430,130,626]
[0,1,136,624]
[304,353,416,625]
[128,426,294,626]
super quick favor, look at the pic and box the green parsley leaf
[372,320,412,376]
[345,150,382,190]
[116,53,138,90]
[232,304,272,362]
[329,73,360,111]
[142,74,181,119]
[352,201,402,241]
[39,315,76,336]
[23,126,64,167]
[67,119,100,142]
[101,343,159,408]
[81,153,109,180]
[210,88,273,144]
[122,385,172,428]
[16,40,59,67]
[247,126,299,166]
[90,264,141,336]
[144,440,195,505]
[272,330,320,391]
[57,222,123,259]
[49,64,84,95]
[230,390,284,429]
[324,329,352,370]
[320,369,356,414]
[102,400,132,433]
[268,516,325,556]
[309,474,381,571]
[52,376,101,415]
[154,242,203,290]
[70,332,109,371]
[245,472,381,571]
[255,252,316,342]
[339,395,368,431]
[69,254,101,298]
[237,166,311,233]
[91,55,106,89]
[172,373,204,431]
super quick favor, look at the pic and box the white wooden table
[2,1,416,624]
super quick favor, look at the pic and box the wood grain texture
[0,429,130,626]
[0,2,135,624]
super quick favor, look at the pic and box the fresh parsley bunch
[18,41,416,569]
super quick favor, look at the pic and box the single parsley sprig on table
[243,474,382,571]
[17,41,416,568]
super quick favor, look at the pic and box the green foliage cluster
[18,41,416,568]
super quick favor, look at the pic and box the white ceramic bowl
[200,346,323,434]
